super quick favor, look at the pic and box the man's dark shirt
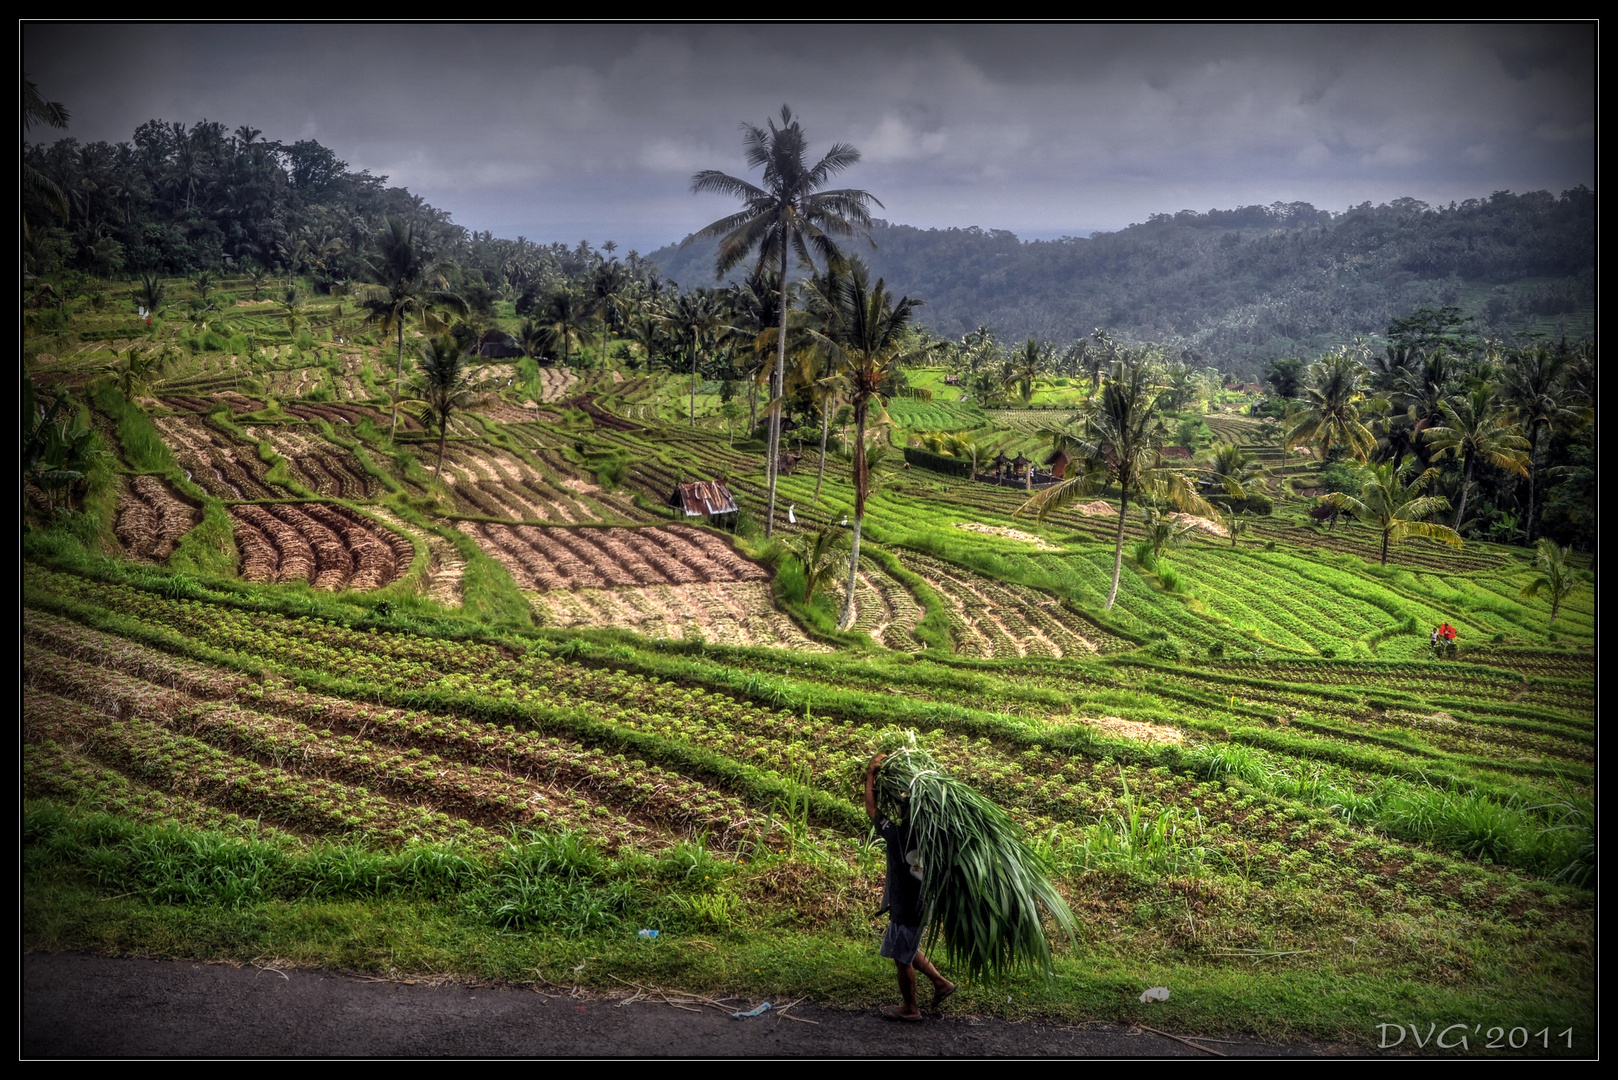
[876,816,923,928]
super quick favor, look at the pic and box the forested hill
[650,190,1594,376]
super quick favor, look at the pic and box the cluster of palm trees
[936,326,1222,411]
[1281,339,1594,553]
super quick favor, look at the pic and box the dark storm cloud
[26,22,1594,250]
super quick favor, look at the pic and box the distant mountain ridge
[648,189,1594,377]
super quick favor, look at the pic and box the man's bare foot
[930,981,958,1009]
[881,1005,924,1021]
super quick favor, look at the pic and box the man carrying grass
[866,753,957,1020]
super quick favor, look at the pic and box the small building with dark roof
[669,480,739,518]
[475,329,525,359]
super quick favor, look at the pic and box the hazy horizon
[26,22,1594,255]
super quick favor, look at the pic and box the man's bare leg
[913,950,956,1007]
[894,960,922,1018]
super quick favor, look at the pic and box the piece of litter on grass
[1139,986,1170,1003]
[572,964,587,972]
[731,1002,772,1019]
[637,928,659,939]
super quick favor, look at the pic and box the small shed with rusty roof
[669,480,739,519]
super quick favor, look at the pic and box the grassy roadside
[23,804,1593,1055]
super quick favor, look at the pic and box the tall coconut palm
[688,104,882,538]
[355,219,467,444]
[1321,461,1462,566]
[23,76,71,238]
[588,259,629,367]
[801,260,925,629]
[1015,339,1047,405]
[534,287,589,370]
[666,288,731,426]
[1018,359,1215,610]
[410,334,478,481]
[1423,382,1530,533]
[1286,348,1377,463]
[1498,346,1585,543]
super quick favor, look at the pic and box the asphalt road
[24,950,1350,1058]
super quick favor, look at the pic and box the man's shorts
[880,921,922,966]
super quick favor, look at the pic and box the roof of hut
[669,480,739,517]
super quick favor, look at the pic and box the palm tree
[1015,339,1046,405]
[278,287,305,336]
[110,346,165,400]
[1519,539,1581,623]
[1201,443,1265,506]
[1139,506,1194,564]
[1222,508,1253,548]
[189,269,216,307]
[801,259,925,629]
[241,260,272,301]
[795,526,850,602]
[666,288,731,426]
[1286,348,1377,463]
[354,219,467,444]
[1499,347,1585,543]
[1321,461,1462,566]
[688,104,882,538]
[1423,383,1530,533]
[1018,358,1215,610]
[588,259,629,366]
[534,287,589,370]
[410,335,478,481]
[134,273,168,321]
[23,76,71,238]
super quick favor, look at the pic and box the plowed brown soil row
[529,582,827,652]
[537,366,578,401]
[282,402,418,430]
[114,476,201,562]
[153,417,281,499]
[154,392,260,414]
[462,524,769,591]
[435,444,626,523]
[229,503,412,591]
[563,393,640,431]
[247,426,377,499]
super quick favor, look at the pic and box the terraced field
[153,416,284,499]
[230,502,414,590]
[23,288,1595,1046]
[114,476,200,562]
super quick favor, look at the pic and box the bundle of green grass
[872,733,1075,980]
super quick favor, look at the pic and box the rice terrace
[22,73,1595,1055]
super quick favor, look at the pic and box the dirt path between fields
[25,950,1358,1058]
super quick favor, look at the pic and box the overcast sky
[25,22,1596,253]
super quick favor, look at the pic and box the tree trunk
[1453,453,1475,532]
[813,402,830,504]
[436,423,447,480]
[689,346,697,426]
[1106,484,1130,610]
[389,317,404,445]
[748,372,758,433]
[840,514,864,631]
[1524,424,1542,544]
[840,401,869,630]
[765,243,789,539]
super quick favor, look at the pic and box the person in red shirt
[1440,623,1456,642]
